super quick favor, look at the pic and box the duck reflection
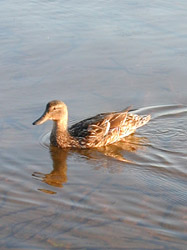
[33,146,69,188]
[33,134,148,189]
[79,134,148,163]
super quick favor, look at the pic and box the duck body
[33,100,151,149]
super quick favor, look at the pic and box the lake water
[0,0,187,249]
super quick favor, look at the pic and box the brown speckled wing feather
[68,106,150,148]
[69,110,129,148]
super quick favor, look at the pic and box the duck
[33,100,151,149]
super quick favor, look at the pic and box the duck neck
[50,119,69,147]
[55,118,68,132]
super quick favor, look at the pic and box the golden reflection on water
[33,134,148,190]
[33,146,68,189]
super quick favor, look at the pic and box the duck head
[33,100,68,125]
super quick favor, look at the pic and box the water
[0,0,187,249]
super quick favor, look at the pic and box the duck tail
[136,114,151,128]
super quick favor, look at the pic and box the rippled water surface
[1,1,187,249]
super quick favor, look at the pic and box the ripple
[39,131,50,149]
[133,104,187,119]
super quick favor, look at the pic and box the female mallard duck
[33,100,151,148]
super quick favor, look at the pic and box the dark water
[0,1,187,249]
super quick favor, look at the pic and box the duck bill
[32,111,50,125]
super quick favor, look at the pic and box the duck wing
[69,109,130,148]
